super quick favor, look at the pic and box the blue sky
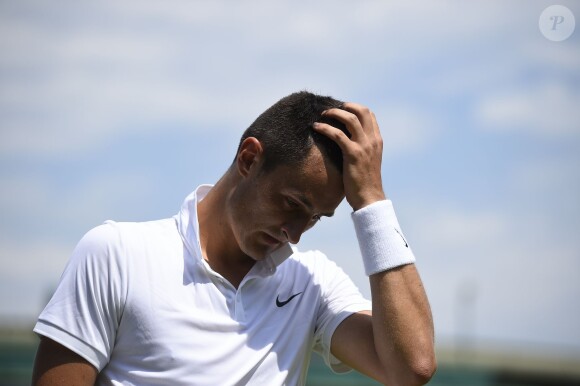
[1,1,579,357]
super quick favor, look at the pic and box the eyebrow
[294,194,335,218]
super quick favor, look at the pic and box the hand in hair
[313,103,386,211]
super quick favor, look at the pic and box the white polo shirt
[34,185,372,386]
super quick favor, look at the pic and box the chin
[247,249,269,261]
[241,243,273,262]
[238,232,280,262]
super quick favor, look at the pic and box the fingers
[342,102,375,137]
[315,102,381,145]
[312,121,351,152]
[313,102,385,211]
[321,105,365,141]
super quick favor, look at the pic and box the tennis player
[32,91,436,385]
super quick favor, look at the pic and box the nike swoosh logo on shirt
[394,228,408,248]
[276,292,303,307]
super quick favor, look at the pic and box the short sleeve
[311,251,372,373]
[33,221,128,370]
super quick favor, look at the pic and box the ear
[236,137,264,177]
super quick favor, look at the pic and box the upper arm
[32,336,98,386]
[34,223,128,371]
[330,310,389,385]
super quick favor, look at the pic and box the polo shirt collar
[174,185,293,277]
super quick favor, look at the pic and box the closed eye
[286,198,300,208]
[284,195,329,223]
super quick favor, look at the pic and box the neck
[197,171,255,288]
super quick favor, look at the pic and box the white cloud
[0,171,160,317]
[374,104,440,157]
[417,209,508,252]
[523,39,580,73]
[0,239,70,280]
[0,239,72,318]
[0,171,157,238]
[475,82,580,138]
[508,155,580,199]
[410,201,580,348]
[0,1,534,157]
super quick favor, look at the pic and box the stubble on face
[227,146,345,263]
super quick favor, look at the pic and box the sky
[1,1,579,358]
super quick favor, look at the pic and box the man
[32,91,436,385]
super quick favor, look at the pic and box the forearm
[315,103,436,383]
[352,199,435,384]
[370,264,435,385]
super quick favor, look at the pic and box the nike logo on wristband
[276,292,302,307]
[394,228,408,247]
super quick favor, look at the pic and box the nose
[281,218,311,244]
[282,228,301,244]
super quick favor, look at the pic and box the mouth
[262,232,283,246]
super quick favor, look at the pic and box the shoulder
[80,217,176,246]
[283,248,346,281]
[71,218,177,265]
[287,248,330,265]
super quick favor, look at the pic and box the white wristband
[351,200,416,276]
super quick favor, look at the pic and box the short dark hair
[235,91,350,173]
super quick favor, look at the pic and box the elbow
[400,354,437,386]
[407,354,437,385]
[381,352,437,386]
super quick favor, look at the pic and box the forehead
[261,148,344,209]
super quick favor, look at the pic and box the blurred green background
[1,328,579,385]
